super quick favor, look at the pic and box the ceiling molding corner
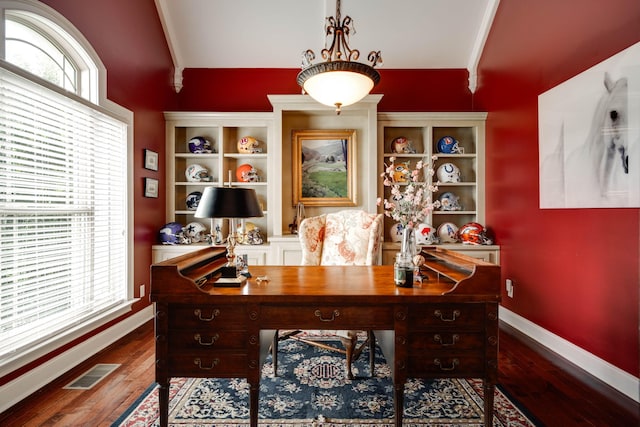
[155,0,183,92]
[467,0,500,93]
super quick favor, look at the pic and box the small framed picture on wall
[144,149,159,171]
[144,177,158,198]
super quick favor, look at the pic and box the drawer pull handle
[434,358,459,371]
[434,334,459,346]
[194,333,219,346]
[194,308,221,321]
[434,309,460,322]
[194,358,219,370]
[314,309,340,322]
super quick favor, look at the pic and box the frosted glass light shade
[297,61,380,112]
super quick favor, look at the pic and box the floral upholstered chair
[272,210,384,379]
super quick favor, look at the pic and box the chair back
[299,210,383,266]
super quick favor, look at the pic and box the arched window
[0,0,133,379]
[5,13,79,93]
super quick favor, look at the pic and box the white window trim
[0,0,135,378]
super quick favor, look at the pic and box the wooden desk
[151,247,500,427]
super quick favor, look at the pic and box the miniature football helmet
[436,162,462,183]
[188,136,213,153]
[458,222,493,245]
[437,222,459,243]
[438,191,463,211]
[237,136,262,153]
[185,191,202,211]
[389,223,404,242]
[158,222,184,245]
[436,136,464,154]
[390,136,416,154]
[184,222,207,243]
[185,164,213,182]
[393,163,411,182]
[235,164,260,182]
[236,221,263,245]
[416,223,437,245]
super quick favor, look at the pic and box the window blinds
[0,66,128,364]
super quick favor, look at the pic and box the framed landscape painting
[292,129,357,207]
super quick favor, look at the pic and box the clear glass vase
[395,225,416,287]
[400,224,416,259]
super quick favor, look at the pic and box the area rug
[113,338,539,426]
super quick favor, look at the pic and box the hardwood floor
[0,320,637,426]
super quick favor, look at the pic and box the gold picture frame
[292,129,357,207]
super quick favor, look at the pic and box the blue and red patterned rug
[113,338,539,426]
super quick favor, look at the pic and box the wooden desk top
[151,247,500,303]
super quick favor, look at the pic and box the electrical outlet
[140,284,145,298]
[506,279,514,298]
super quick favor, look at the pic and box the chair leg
[339,334,357,379]
[368,331,375,375]
[272,330,279,377]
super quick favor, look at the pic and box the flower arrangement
[377,156,439,228]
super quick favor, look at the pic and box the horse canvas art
[539,41,639,208]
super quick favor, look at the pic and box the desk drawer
[408,304,486,330]
[408,332,484,351]
[408,355,484,377]
[260,305,394,329]
[167,352,248,377]
[168,305,247,328]
[168,330,247,350]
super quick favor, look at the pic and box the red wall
[175,68,473,112]
[474,0,640,375]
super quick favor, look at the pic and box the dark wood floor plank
[0,320,637,426]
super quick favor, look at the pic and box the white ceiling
[155,0,499,91]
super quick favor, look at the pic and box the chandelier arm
[368,51,382,67]
[297,0,382,113]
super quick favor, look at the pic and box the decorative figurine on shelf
[289,202,305,234]
[390,136,416,154]
[436,162,462,183]
[438,191,463,211]
[213,222,223,245]
[185,164,213,182]
[236,221,264,245]
[235,164,260,182]
[246,228,264,245]
[188,136,213,153]
[186,191,202,211]
[237,136,262,153]
[436,136,464,154]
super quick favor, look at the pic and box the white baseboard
[0,305,153,413]
[499,306,639,402]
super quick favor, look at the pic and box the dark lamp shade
[194,187,263,218]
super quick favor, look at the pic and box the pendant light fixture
[297,0,382,114]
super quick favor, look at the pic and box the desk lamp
[195,186,263,282]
